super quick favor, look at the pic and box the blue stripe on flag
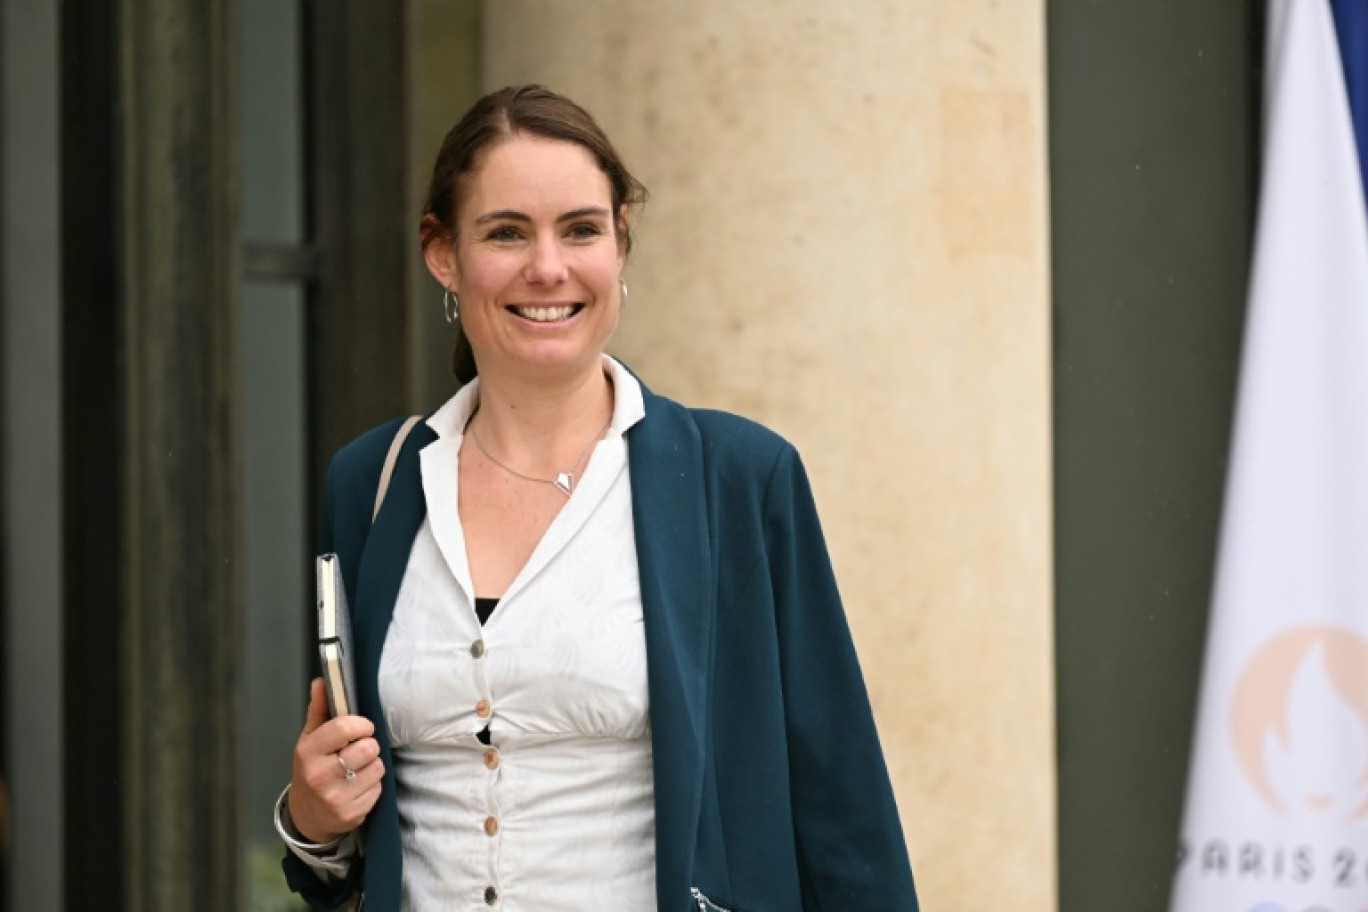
[1332,0,1368,207]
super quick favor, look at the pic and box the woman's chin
[489,341,608,381]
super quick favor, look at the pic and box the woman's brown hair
[420,85,648,385]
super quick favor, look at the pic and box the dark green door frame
[1049,3,1262,910]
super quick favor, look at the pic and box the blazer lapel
[628,388,715,911]
[354,421,436,709]
[352,420,436,906]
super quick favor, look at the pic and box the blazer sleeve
[764,446,920,910]
[279,456,367,910]
[281,849,363,911]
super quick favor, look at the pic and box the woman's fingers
[300,678,329,736]
[299,713,375,759]
[337,737,381,774]
[298,737,381,791]
[289,750,386,843]
[288,682,386,843]
[349,781,384,819]
[300,678,375,751]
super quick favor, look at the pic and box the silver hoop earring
[443,288,460,324]
[619,278,628,304]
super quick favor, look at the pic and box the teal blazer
[284,380,918,911]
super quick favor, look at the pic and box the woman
[276,85,918,912]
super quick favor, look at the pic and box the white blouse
[279,358,657,911]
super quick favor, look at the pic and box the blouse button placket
[482,736,504,898]
[470,626,503,902]
[471,638,492,721]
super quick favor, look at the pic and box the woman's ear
[616,205,630,263]
[420,213,459,289]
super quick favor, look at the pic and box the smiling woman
[274,85,919,912]
[419,86,647,388]
[426,137,626,395]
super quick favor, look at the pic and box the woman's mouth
[507,303,583,323]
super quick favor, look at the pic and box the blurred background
[0,1,1259,910]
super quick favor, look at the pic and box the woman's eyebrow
[474,209,530,224]
[473,206,611,225]
[556,206,611,222]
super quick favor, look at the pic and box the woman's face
[427,135,626,384]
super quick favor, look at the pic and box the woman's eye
[567,222,603,240]
[486,226,522,242]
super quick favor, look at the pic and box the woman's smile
[506,302,585,324]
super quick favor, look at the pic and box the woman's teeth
[513,304,577,322]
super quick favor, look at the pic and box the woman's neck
[467,359,615,471]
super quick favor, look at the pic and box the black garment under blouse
[474,597,498,744]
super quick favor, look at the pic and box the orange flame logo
[1230,626,1368,820]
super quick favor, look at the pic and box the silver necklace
[467,414,611,497]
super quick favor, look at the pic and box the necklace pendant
[553,472,574,497]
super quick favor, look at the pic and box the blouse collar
[424,354,646,441]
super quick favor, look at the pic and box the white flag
[1170,1,1368,911]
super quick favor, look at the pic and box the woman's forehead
[465,136,612,215]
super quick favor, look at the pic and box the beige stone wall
[483,3,1054,909]
[407,0,483,407]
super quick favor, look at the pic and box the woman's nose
[524,238,568,285]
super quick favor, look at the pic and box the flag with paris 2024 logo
[1169,2,1368,912]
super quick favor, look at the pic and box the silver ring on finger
[337,752,357,781]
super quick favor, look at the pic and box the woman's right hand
[287,677,385,844]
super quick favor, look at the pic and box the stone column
[408,0,483,407]
[63,0,242,908]
[483,3,1055,908]
[119,3,242,909]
